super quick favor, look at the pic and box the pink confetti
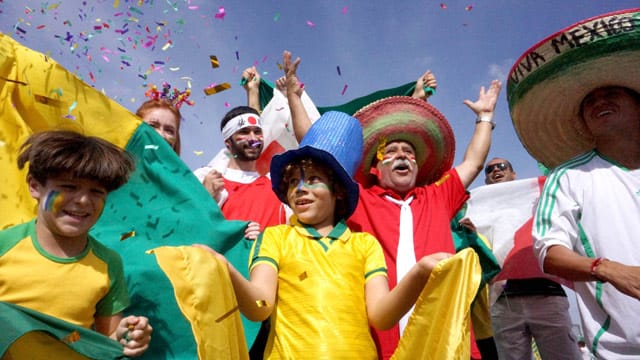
[341,84,348,95]
[214,7,226,19]
[440,3,447,9]
[224,102,231,107]
[341,6,348,14]
[465,4,473,11]
[306,20,315,28]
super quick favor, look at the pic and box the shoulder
[0,220,36,256]
[88,236,124,266]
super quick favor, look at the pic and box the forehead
[233,126,262,134]
[385,140,415,150]
[487,158,507,166]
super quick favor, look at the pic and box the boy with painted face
[0,130,152,357]
[196,111,451,359]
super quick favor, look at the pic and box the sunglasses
[485,162,510,174]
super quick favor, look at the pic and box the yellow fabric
[470,284,493,340]
[391,248,481,360]
[0,32,141,230]
[2,331,89,360]
[250,221,387,359]
[149,246,248,360]
[471,233,494,340]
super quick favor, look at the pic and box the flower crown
[144,82,194,109]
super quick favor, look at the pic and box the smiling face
[226,126,264,162]
[580,86,640,141]
[29,175,107,247]
[484,158,516,184]
[284,163,337,230]
[375,140,418,196]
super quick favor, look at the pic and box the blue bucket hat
[271,111,363,219]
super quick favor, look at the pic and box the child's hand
[417,252,453,277]
[244,221,261,240]
[117,315,152,357]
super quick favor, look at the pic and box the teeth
[597,110,612,117]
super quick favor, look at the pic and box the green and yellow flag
[0,32,253,359]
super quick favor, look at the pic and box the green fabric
[451,210,501,288]
[0,301,126,359]
[91,124,256,359]
[258,80,417,115]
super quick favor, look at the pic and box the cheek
[42,191,65,213]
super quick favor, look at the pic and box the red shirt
[222,176,287,228]
[347,168,469,359]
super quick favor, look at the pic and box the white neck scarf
[384,194,415,335]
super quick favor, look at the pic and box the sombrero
[507,8,640,169]
[271,111,363,219]
[353,96,455,187]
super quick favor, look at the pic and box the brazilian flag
[0,33,252,359]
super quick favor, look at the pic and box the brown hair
[278,158,348,223]
[136,99,182,155]
[17,130,135,192]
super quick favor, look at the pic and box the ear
[224,138,232,150]
[27,175,43,201]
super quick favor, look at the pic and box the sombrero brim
[353,96,455,187]
[507,8,640,169]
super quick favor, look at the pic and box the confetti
[440,3,448,9]
[256,300,269,308]
[298,271,308,281]
[465,4,473,11]
[306,20,315,28]
[274,13,280,22]
[203,83,231,95]
[209,55,220,68]
[235,51,239,61]
[215,306,239,322]
[336,66,342,77]
[341,6,348,14]
[194,150,204,156]
[62,331,81,344]
[214,6,226,20]
[341,84,348,95]
[34,94,62,107]
[120,230,136,240]
[224,102,231,107]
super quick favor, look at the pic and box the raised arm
[283,50,312,143]
[242,66,261,112]
[455,80,502,188]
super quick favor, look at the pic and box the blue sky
[2,0,638,188]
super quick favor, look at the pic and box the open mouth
[391,159,412,172]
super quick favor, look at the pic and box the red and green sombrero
[353,96,455,187]
[507,8,640,169]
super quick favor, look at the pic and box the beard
[228,138,263,161]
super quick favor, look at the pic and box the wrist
[475,114,495,130]
[590,257,608,282]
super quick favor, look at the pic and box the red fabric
[222,176,287,228]
[347,169,469,359]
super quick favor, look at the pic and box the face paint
[43,190,64,213]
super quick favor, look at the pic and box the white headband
[222,113,262,140]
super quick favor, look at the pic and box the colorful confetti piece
[120,230,136,240]
[465,4,473,11]
[306,20,315,28]
[203,83,231,96]
[209,55,220,68]
[214,7,226,20]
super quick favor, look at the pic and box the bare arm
[365,252,450,330]
[193,244,277,321]
[242,66,261,111]
[544,245,640,300]
[455,80,502,188]
[283,50,312,143]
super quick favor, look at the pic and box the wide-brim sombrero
[353,96,455,187]
[507,8,640,169]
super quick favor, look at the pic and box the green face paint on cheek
[301,182,330,190]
